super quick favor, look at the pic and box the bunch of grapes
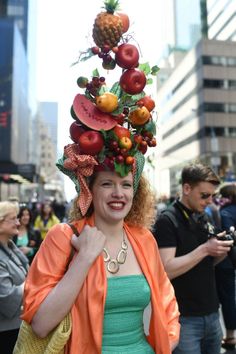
[77,75,106,98]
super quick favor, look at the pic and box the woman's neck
[18,225,27,234]
[0,235,10,246]
[94,217,124,240]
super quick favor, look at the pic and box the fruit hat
[57,0,159,215]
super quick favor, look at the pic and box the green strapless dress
[102,275,154,354]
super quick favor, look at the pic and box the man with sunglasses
[153,163,234,354]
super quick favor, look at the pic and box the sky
[35,0,163,200]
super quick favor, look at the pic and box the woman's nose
[111,185,123,197]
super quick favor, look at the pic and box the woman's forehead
[95,171,133,182]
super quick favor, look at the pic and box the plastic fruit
[96,92,118,113]
[78,131,104,155]
[113,113,125,125]
[116,12,130,33]
[119,137,132,150]
[134,134,143,144]
[77,76,89,88]
[137,95,155,112]
[115,44,139,69]
[116,155,124,164]
[138,140,148,154]
[125,156,134,165]
[120,69,146,94]
[102,58,116,70]
[113,125,131,139]
[91,46,100,55]
[92,0,123,49]
[69,122,85,143]
[73,94,117,131]
[129,107,150,126]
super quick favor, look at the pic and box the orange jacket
[22,216,180,353]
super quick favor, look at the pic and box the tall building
[0,0,36,199]
[155,1,236,196]
[158,0,203,69]
[207,0,236,41]
[0,0,28,49]
[39,102,58,148]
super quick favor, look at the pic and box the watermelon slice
[73,94,117,131]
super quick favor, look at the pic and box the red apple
[69,122,85,143]
[120,69,146,95]
[119,137,132,150]
[78,131,104,155]
[113,125,131,139]
[116,12,130,33]
[137,95,155,112]
[115,44,139,69]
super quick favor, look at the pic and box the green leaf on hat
[97,85,108,95]
[110,82,122,99]
[92,68,100,77]
[138,62,151,75]
[151,65,160,75]
[114,161,132,177]
[147,78,153,85]
[97,147,106,163]
[111,105,125,115]
[129,105,139,112]
[143,119,156,135]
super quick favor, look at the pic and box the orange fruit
[128,107,150,126]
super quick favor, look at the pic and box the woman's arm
[30,225,106,338]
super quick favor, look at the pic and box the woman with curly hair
[20,4,179,350]
[21,166,180,354]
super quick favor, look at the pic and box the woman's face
[43,204,52,215]
[91,171,134,225]
[0,211,20,237]
[20,209,30,226]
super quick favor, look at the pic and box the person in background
[13,206,42,264]
[216,183,236,350]
[205,196,222,231]
[153,163,234,354]
[0,201,28,354]
[34,202,60,240]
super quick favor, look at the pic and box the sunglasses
[200,192,216,200]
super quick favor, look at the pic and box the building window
[7,5,24,16]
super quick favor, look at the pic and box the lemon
[96,92,118,113]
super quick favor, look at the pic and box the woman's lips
[108,202,125,210]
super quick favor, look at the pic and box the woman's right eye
[101,182,111,187]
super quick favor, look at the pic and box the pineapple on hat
[92,0,124,50]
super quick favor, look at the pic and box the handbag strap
[66,223,80,266]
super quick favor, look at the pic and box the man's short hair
[181,163,220,187]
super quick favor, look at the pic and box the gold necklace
[103,231,128,274]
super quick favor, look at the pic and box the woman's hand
[71,225,106,263]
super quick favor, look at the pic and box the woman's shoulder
[125,223,155,242]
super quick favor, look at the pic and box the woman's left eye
[123,183,132,188]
